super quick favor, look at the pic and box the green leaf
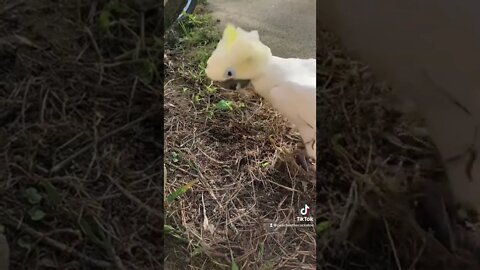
[187,160,201,175]
[207,110,215,118]
[166,180,198,203]
[260,161,270,168]
[17,236,32,250]
[195,50,211,66]
[164,224,175,234]
[24,187,42,204]
[78,218,104,245]
[164,225,189,243]
[106,1,130,14]
[216,100,233,111]
[191,247,204,257]
[39,180,62,205]
[153,36,163,50]
[258,243,265,259]
[194,94,202,103]
[139,60,156,83]
[259,261,275,270]
[171,152,179,163]
[231,260,239,270]
[206,85,217,93]
[316,221,330,236]
[98,10,111,33]
[164,164,167,182]
[29,208,46,221]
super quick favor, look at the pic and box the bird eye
[225,68,235,78]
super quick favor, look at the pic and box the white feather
[251,56,316,160]
[205,24,316,160]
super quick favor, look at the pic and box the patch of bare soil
[0,1,163,269]
[163,10,316,270]
[317,26,480,270]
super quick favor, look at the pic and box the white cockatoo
[205,24,316,169]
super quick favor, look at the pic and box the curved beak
[216,79,251,90]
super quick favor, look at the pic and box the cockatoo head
[205,24,272,84]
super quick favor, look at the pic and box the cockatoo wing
[269,81,316,159]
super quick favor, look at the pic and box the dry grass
[4,1,480,270]
[316,25,480,270]
[1,1,163,269]
[163,6,316,270]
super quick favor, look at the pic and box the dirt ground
[317,24,480,270]
[1,1,163,269]
[3,1,480,270]
[163,5,316,270]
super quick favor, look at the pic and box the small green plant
[28,208,46,221]
[231,259,239,270]
[206,84,217,93]
[191,246,204,257]
[195,49,211,65]
[78,217,107,247]
[164,224,189,243]
[258,242,265,260]
[216,99,233,111]
[39,180,62,205]
[260,161,270,168]
[237,102,246,109]
[24,187,42,204]
[207,110,215,118]
[17,236,32,250]
[259,261,275,270]
[316,221,330,236]
[194,93,203,103]
[171,151,180,163]
[177,13,220,49]
[138,59,157,83]
[24,188,46,221]
[166,180,198,204]
[98,0,132,34]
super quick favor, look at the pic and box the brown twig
[3,216,111,268]
[127,76,138,121]
[0,1,25,15]
[384,218,402,270]
[106,175,163,219]
[50,114,149,174]
[140,12,145,50]
[84,26,104,84]
[0,225,9,270]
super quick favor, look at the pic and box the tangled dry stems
[317,26,480,270]
[1,1,163,269]
[164,7,316,270]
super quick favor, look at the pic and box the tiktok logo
[300,204,310,216]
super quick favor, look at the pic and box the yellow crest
[223,24,238,49]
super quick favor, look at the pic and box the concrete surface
[207,0,316,59]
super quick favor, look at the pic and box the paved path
[207,0,316,59]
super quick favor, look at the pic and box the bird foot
[294,147,315,172]
[413,181,456,252]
